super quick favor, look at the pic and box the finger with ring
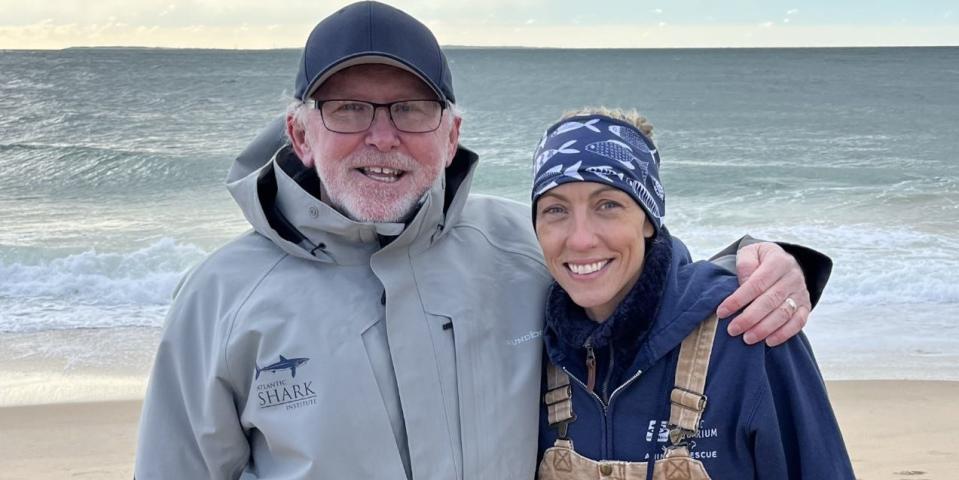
[783,297,798,314]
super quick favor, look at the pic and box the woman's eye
[541,205,565,216]
[599,200,621,210]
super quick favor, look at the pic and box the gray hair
[285,100,310,143]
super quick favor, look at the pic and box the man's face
[288,64,461,223]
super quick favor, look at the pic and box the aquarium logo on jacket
[644,419,722,461]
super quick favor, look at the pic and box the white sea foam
[0,238,205,332]
[673,222,959,307]
[794,225,959,305]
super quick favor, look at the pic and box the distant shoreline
[3,323,958,408]
[0,44,955,52]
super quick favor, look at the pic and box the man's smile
[358,166,406,183]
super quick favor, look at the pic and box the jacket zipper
[564,367,608,414]
[563,366,646,460]
[584,340,597,393]
[564,365,646,413]
[606,369,646,410]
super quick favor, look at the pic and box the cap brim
[304,54,446,102]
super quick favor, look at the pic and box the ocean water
[1,47,958,401]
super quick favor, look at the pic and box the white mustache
[345,149,418,172]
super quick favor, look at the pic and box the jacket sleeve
[708,235,832,308]
[134,274,250,479]
[747,333,856,479]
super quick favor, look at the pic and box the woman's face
[535,182,655,322]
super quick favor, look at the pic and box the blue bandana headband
[531,115,665,232]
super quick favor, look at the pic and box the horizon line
[4,44,958,52]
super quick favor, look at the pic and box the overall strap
[667,314,719,447]
[544,362,576,439]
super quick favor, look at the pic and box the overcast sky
[2,0,957,49]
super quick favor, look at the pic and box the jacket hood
[226,138,479,265]
[544,235,738,378]
[631,247,738,372]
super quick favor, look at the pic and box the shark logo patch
[255,355,309,379]
[254,354,317,411]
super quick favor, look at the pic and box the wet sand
[0,381,956,479]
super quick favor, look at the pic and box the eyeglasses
[310,99,447,134]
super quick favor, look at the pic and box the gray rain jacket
[134,142,553,479]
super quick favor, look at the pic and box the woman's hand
[717,242,812,347]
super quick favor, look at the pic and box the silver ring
[784,297,798,314]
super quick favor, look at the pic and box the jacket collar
[226,143,479,265]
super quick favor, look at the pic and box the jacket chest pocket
[425,312,464,477]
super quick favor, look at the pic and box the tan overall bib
[538,315,719,480]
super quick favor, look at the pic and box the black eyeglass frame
[309,99,449,134]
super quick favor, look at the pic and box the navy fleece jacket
[538,232,855,479]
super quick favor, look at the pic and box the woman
[532,108,855,479]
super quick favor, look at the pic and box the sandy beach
[0,380,956,479]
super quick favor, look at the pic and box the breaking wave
[0,238,206,332]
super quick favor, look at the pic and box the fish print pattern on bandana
[584,165,662,219]
[585,139,651,180]
[535,161,583,197]
[609,124,660,167]
[553,117,601,135]
[534,140,579,174]
[532,115,666,231]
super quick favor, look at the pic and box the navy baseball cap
[294,1,455,103]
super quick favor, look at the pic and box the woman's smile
[566,259,611,276]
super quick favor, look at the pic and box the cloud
[2,1,959,49]
[430,23,959,48]
[0,19,312,49]
[5,21,957,49]
[158,4,176,17]
[0,0,338,29]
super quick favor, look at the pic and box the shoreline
[3,323,958,408]
[0,380,956,479]
[0,327,156,407]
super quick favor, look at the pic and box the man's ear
[287,114,314,168]
[445,115,462,167]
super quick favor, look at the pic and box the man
[135,2,830,478]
